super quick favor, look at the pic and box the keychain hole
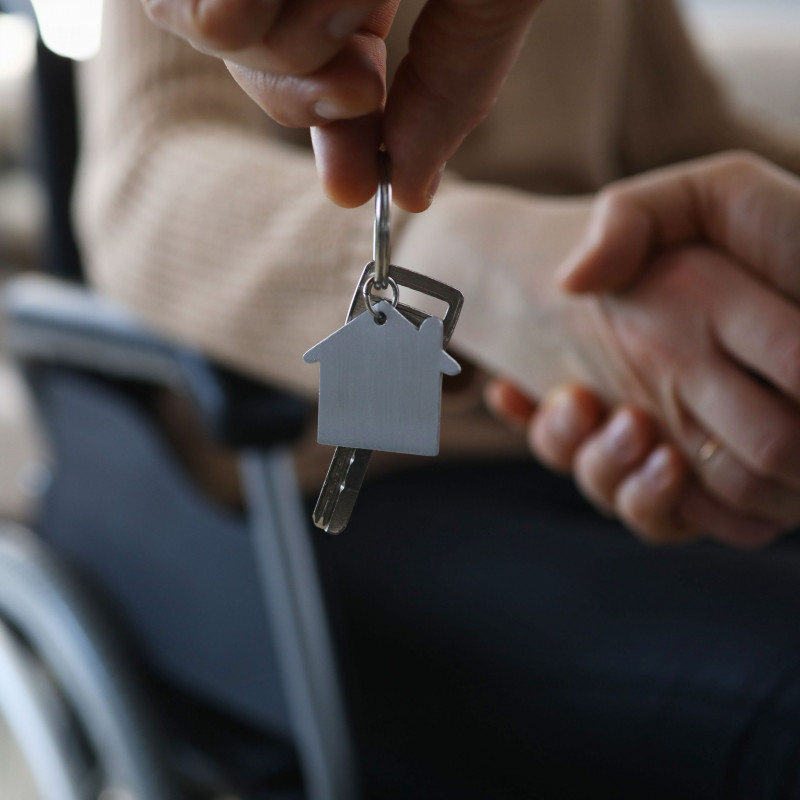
[374,312,387,326]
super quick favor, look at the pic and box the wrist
[393,181,597,398]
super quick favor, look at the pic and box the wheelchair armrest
[1,0,35,17]
[1,276,309,448]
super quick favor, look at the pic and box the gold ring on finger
[698,436,721,466]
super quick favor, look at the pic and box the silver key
[312,261,463,533]
[313,446,371,534]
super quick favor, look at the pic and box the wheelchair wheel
[0,523,174,800]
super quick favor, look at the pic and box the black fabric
[303,459,800,800]
[149,678,303,799]
[187,363,311,448]
[32,369,293,733]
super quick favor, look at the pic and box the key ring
[363,273,399,322]
[373,149,391,290]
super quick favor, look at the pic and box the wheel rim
[0,619,84,799]
[0,524,171,800]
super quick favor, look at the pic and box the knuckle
[714,150,768,180]
[192,0,230,43]
[191,0,253,49]
[141,0,170,23]
[593,185,628,219]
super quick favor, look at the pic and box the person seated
[74,0,800,795]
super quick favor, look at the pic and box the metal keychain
[304,152,464,534]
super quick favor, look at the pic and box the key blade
[313,447,372,534]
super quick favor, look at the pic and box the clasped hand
[489,153,800,548]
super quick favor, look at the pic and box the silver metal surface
[312,447,372,534]
[0,620,82,800]
[348,262,464,347]
[242,450,360,800]
[311,262,464,534]
[306,301,460,454]
[363,275,399,319]
[372,152,391,290]
[0,524,172,800]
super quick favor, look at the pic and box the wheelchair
[0,11,359,799]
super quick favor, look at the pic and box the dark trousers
[310,459,800,799]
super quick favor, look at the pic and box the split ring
[363,275,399,321]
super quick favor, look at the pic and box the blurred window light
[30,0,103,61]
[679,0,800,47]
[0,13,36,80]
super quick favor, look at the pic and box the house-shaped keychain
[304,300,461,456]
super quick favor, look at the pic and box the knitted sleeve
[73,0,410,396]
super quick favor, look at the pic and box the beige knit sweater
[74,0,800,485]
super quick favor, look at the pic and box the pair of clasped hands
[143,0,800,548]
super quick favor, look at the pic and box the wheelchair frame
[0,276,360,800]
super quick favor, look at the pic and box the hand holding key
[303,154,463,532]
[140,0,544,210]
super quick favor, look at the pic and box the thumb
[558,152,800,296]
[557,157,712,294]
[384,0,544,212]
[557,191,656,294]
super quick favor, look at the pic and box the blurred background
[0,0,798,796]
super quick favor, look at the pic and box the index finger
[383,0,544,211]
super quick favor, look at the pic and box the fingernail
[547,389,591,444]
[426,164,446,207]
[314,99,351,120]
[326,6,373,39]
[640,446,673,492]
[603,408,641,464]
